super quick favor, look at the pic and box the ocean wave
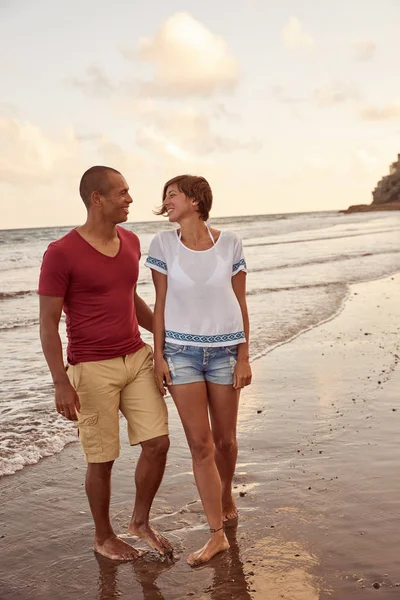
[0,408,77,477]
[244,227,399,249]
[0,318,39,331]
[0,290,35,301]
[0,435,77,477]
[248,249,400,274]
[246,282,343,296]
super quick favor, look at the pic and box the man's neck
[78,215,118,243]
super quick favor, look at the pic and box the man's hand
[55,380,81,421]
[154,357,172,396]
[233,359,252,390]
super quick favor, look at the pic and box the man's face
[100,172,132,224]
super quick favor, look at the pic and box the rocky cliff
[344,154,400,213]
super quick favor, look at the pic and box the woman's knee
[189,438,214,464]
[214,436,237,454]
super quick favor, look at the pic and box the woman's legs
[207,382,240,521]
[168,381,229,565]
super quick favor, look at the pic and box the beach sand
[1,274,399,600]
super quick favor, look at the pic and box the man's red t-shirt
[38,226,145,365]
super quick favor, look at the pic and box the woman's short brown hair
[155,175,213,221]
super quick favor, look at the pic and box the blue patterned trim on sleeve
[145,256,167,272]
[232,258,247,273]
[165,330,245,344]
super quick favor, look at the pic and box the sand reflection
[248,535,320,600]
[94,524,253,600]
[95,552,175,600]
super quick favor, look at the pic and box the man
[38,166,172,561]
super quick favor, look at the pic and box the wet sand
[1,274,399,599]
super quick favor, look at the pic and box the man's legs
[68,357,142,561]
[121,346,171,555]
[128,435,172,555]
[86,461,143,561]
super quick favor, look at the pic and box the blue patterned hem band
[165,330,245,343]
[146,256,167,271]
[232,258,247,273]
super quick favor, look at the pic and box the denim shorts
[163,342,238,386]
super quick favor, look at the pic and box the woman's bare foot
[187,533,229,567]
[222,497,238,522]
[94,534,145,561]
[128,521,173,557]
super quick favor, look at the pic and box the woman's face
[163,183,196,223]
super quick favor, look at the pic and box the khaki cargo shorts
[66,344,169,463]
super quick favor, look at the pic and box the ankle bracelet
[210,525,224,533]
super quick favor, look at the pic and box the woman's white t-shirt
[145,230,247,347]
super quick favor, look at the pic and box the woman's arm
[232,271,252,389]
[152,270,172,394]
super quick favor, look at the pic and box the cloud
[353,39,376,62]
[314,82,359,107]
[71,66,116,97]
[0,117,83,184]
[281,17,315,50]
[121,12,240,97]
[0,117,148,228]
[0,103,18,117]
[271,85,306,104]
[0,117,142,187]
[135,105,262,160]
[360,103,400,121]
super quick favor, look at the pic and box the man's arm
[39,296,80,421]
[134,286,154,333]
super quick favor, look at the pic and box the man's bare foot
[128,522,173,557]
[94,534,145,561]
[222,498,238,522]
[187,533,229,567]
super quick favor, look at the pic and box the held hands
[154,356,172,396]
[55,380,81,421]
[233,358,252,390]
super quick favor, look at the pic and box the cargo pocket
[78,410,102,453]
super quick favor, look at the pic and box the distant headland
[343,153,400,213]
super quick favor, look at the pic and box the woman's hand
[154,356,172,395]
[233,358,252,390]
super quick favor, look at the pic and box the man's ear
[191,197,199,206]
[91,191,102,207]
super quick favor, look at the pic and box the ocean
[1,210,399,478]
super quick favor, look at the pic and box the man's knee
[141,435,170,460]
[87,460,114,478]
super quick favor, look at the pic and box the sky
[1,0,399,229]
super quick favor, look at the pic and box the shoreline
[1,274,400,599]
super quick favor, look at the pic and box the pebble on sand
[372,582,381,589]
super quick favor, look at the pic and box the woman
[145,175,252,566]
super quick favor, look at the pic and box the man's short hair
[155,175,213,221]
[79,166,121,208]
